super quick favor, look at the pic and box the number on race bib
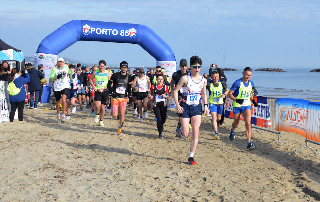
[116,87,126,94]
[214,97,222,103]
[186,93,200,105]
[139,87,147,92]
[156,95,165,102]
[242,99,250,106]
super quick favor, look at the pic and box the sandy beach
[1,104,320,201]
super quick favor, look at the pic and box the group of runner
[50,56,258,165]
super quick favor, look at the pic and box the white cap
[57,58,64,62]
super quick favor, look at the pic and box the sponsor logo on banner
[128,28,136,38]
[83,24,91,35]
[39,55,44,59]
[82,24,137,38]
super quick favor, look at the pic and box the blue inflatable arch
[36,20,176,62]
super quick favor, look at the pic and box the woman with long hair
[8,68,30,122]
[0,63,9,81]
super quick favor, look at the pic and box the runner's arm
[173,75,187,111]
[131,77,137,90]
[89,71,96,90]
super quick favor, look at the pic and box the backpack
[7,81,21,96]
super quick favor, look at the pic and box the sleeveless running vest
[233,81,252,107]
[115,73,128,96]
[137,75,148,92]
[94,70,109,90]
[181,73,205,105]
[209,82,223,105]
[153,84,166,103]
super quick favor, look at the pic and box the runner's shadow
[53,139,177,162]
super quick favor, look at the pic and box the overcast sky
[1,0,319,68]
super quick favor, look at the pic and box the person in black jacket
[0,63,9,81]
[27,65,44,109]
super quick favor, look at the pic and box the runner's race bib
[242,99,250,106]
[116,87,126,94]
[186,93,200,105]
[97,81,104,87]
[156,94,165,102]
[214,97,222,103]
[139,86,147,92]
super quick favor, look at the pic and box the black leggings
[10,101,25,122]
[153,102,167,135]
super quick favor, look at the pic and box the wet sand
[1,104,320,201]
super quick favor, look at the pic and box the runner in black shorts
[171,59,188,138]
[90,60,111,126]
[132,68,151,123]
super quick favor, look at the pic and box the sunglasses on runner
[191,65,201,69]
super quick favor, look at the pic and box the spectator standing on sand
[26,64,44,109]
[8,68,30,122]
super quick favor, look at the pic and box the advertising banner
[275,98,310,137]
[251,96,272,128]
[306,102,320,143]
[34,53,58,87]
[0,81,9,123]
[225,96,271,128]
[156,61,176,78]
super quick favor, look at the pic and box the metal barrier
[252,97,287,144]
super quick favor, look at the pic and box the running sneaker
[139,118,143,123]
[118,129,125,136]
[143,111,148,119]
[154,117,157,121]
[134,109,138,114]
[90,112,95,115]
[94,115,99,123]
[61,115,66,122]
[188,157,197,165]
[246,143,256,151]
[38,102,43,107]
[34,107,38,110]
[72,106,76,113]
[229,130,235,141]
[29,107,34,109]
[99,120,104,126]
[66,115,71,121]
[214,132,220,140]
[159,134,163,139]
[136,114,140,119]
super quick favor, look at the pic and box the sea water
[200,67,320,101]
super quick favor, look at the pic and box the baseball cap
[58,58,64,62]
[180,59,187,66]
[139,68,144,74]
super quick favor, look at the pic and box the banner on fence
[275,98,310,137]
[0,81,10,123]
[306,102,320,143]
[224,96,271,128]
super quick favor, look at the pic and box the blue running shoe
[91,112,95,115]
[246,143,256,151]
[154,117,157,121]
[229,130,235,141]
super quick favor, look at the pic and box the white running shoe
[134,109,138,114]
[139,118,143,123]
[143,111,148,119]
[94,115,99,123]
[136,114,140,120]
[61,115,66,122]
[72,106,77,113]
[99,120,104,126]
[66,116,71,121]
